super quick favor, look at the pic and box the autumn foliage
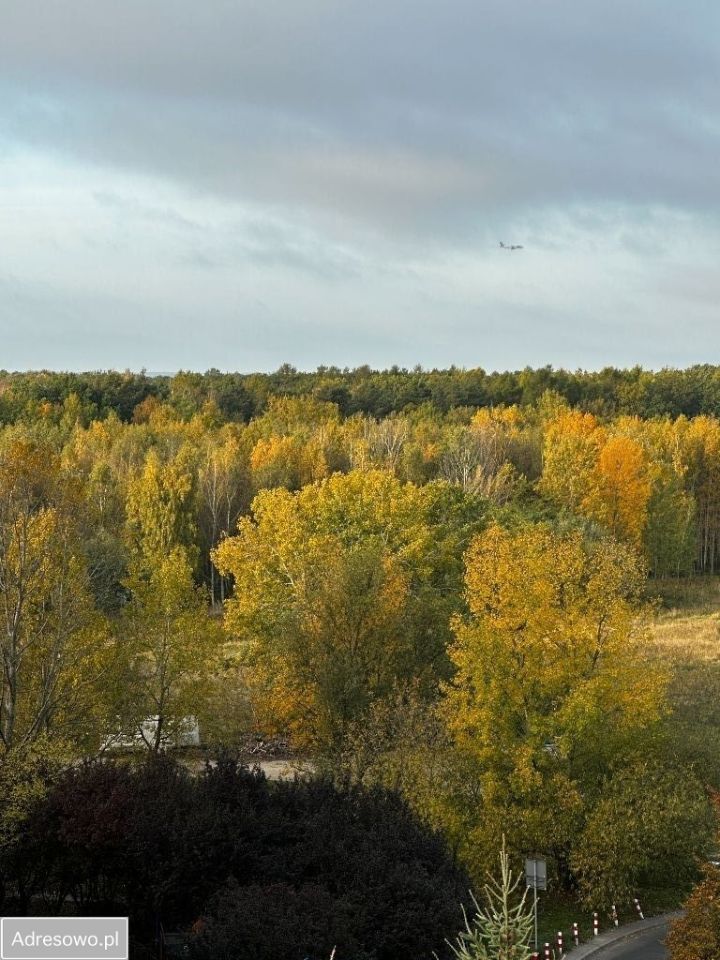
[0,367,719,935]
[667,865,720,960]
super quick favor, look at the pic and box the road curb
[565,911,684,958]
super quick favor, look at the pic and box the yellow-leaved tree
[112,448,222,751]
[113,547,222,752]
[443,523,668,883]
[539,410,601,512]
[214,471,484,752]
[0,440,111,752]
[125,448,197,564]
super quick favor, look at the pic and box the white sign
[525,857,547,890]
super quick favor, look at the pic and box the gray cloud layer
[1,1,719,370]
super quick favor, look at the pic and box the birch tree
[0,440,109,751]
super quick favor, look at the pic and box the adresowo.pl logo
[1,918,128,960]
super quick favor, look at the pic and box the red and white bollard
[572,922,579,946]
[531,954,540,960]
[634,898,644,921]
[543,943,552,960]
[557,930,564,956]
[611,904,619,927]
[593,912,599,936]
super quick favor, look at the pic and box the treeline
[9,363,720,423]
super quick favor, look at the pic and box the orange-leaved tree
[583,434,652,547]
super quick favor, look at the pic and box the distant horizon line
[1,362,720,378]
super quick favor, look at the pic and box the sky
[1,0,719,373]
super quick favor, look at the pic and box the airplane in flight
[499,241,523,250]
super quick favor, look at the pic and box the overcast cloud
[1,0,718,371]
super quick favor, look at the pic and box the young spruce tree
[447,842,534,960]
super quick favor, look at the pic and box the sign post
[525,858,547,953]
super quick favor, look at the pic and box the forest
[1,365,720,958]
[7,363,720,423]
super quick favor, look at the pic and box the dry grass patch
[647,580,720,787]
[650,576,720,661]
[652,609,720,663]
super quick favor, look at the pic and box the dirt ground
[181,755,316,780]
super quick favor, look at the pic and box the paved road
[593,922,668,960]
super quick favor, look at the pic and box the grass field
[649,576,720,790]
[652,575,720,650]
